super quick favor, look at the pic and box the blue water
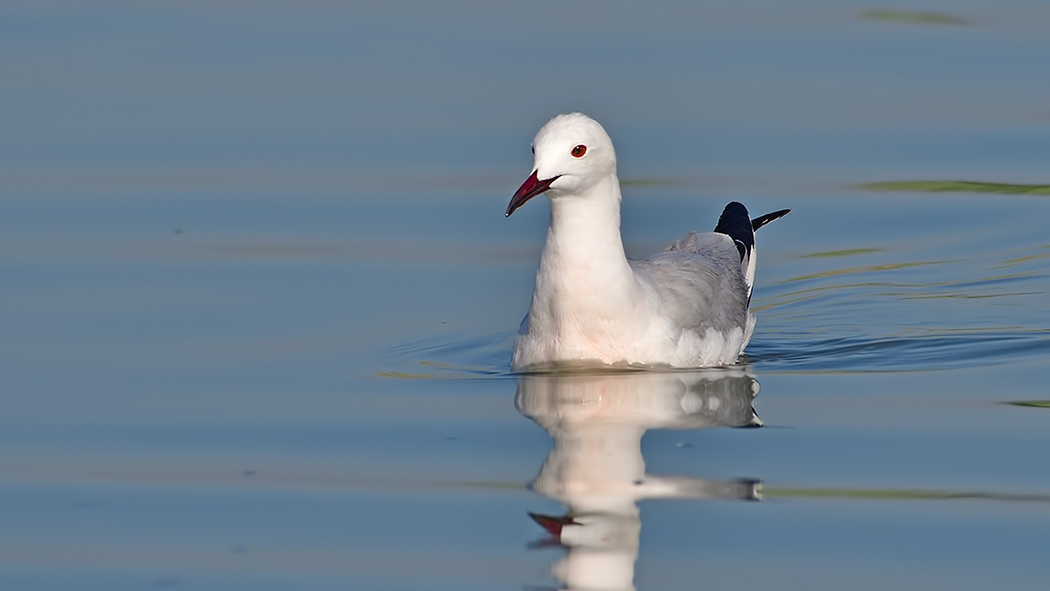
[2,2,1050,590]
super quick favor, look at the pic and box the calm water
[2,2,1050,589]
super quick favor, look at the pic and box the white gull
[506,113,789,371]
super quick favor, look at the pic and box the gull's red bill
[506,171,560,217]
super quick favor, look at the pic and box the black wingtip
[751,209,791,231]
[715,202,750,231]
[714,202,753,262]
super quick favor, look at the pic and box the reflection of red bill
[528,511,578,538]
[506,171,561,217]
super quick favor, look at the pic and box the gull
[506,113,788,371]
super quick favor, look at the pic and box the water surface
[2,1,1049,590]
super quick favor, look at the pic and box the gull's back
[628,231,754,367]
[632,231,751,337]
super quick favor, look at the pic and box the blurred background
[2,1,1049,590]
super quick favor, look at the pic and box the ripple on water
[380,241,1048,376]
[749,240,1049,372]
[381,326,1050,377]
[379,332,517,379]
[746,328,1050,373]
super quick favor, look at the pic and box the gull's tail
[751,208,791,232]
[714,202,790,303]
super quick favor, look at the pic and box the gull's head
[506,113,617,217]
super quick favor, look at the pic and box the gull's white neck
[547,175,628,269]
[529,175,648,339]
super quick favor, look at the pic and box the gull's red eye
[571,144,587,158]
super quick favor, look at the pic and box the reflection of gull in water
[516,368,762,591]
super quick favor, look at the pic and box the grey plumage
[631,232,750,337]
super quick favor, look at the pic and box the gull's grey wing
[631,231,749,335]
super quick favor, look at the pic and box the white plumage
[506,113,788,372]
